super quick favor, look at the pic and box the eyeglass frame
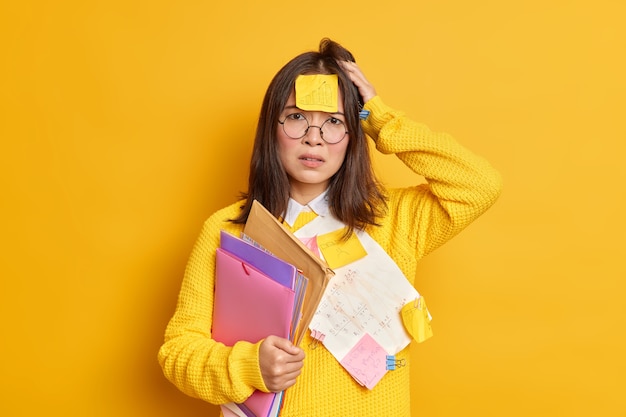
[277,112,349,145]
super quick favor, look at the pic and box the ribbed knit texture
[158,96,503,416]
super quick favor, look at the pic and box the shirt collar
[283,189,331,227]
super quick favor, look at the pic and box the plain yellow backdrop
[1,0,625,416]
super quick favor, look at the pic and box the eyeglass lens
[281,114,347,144]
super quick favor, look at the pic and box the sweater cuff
[230,340,270,394]
[361,96,404,147]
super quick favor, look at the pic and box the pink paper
[339,333,388,389]
[221,406,240,417]
[299,236,320,258]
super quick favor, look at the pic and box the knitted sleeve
[157,204,269,404]
[361,96,503,260]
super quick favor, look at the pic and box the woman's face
[277,89,349,204]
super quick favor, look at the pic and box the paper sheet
[309,263,416,361]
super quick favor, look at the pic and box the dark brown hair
[231,38,387,235]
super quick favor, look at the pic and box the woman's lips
[299,154,324,167]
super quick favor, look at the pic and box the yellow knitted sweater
[158,96,503,416]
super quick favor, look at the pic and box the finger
[338,59,358,70]
[280,369,303,387]
[265,367,304,392]
[263,358,303,381]
[268,336,304,358]
[338,61,376,100]
[339,61,362,80]
[282,357,305,372]
[275,347,305,365]
[262,356,304,387]
[340,61,365,79]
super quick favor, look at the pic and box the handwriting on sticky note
[295,74,338,112]
[317,228,367,269]
[339,333,387,389]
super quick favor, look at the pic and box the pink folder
[220,230,297,290]
[220,230,308,342]
[213,248,295,345]
[213,247,296,417]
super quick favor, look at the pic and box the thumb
[267,335,302,356]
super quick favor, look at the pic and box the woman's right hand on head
[339,60,377,104]
[259,335,305,392]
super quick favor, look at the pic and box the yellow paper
[317,228,367,269]
[401,297,433,343]
[295,74,338,112]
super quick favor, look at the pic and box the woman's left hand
[339,60,377,104]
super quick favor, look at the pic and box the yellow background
[2,0,625,416]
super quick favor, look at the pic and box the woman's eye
[287,113,305,121]
[328,117,343,125]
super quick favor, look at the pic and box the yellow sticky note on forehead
[295,74,338,112]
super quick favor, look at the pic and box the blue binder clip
[359,109,370,120]
[386,355,406,370]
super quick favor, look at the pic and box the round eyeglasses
[278,113,348,144]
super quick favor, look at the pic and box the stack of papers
[213,200,333,417]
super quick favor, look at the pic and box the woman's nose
[302,125,324,145]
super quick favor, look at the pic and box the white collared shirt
[282,189,331,228]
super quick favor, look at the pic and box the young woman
[158,38,502,416]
